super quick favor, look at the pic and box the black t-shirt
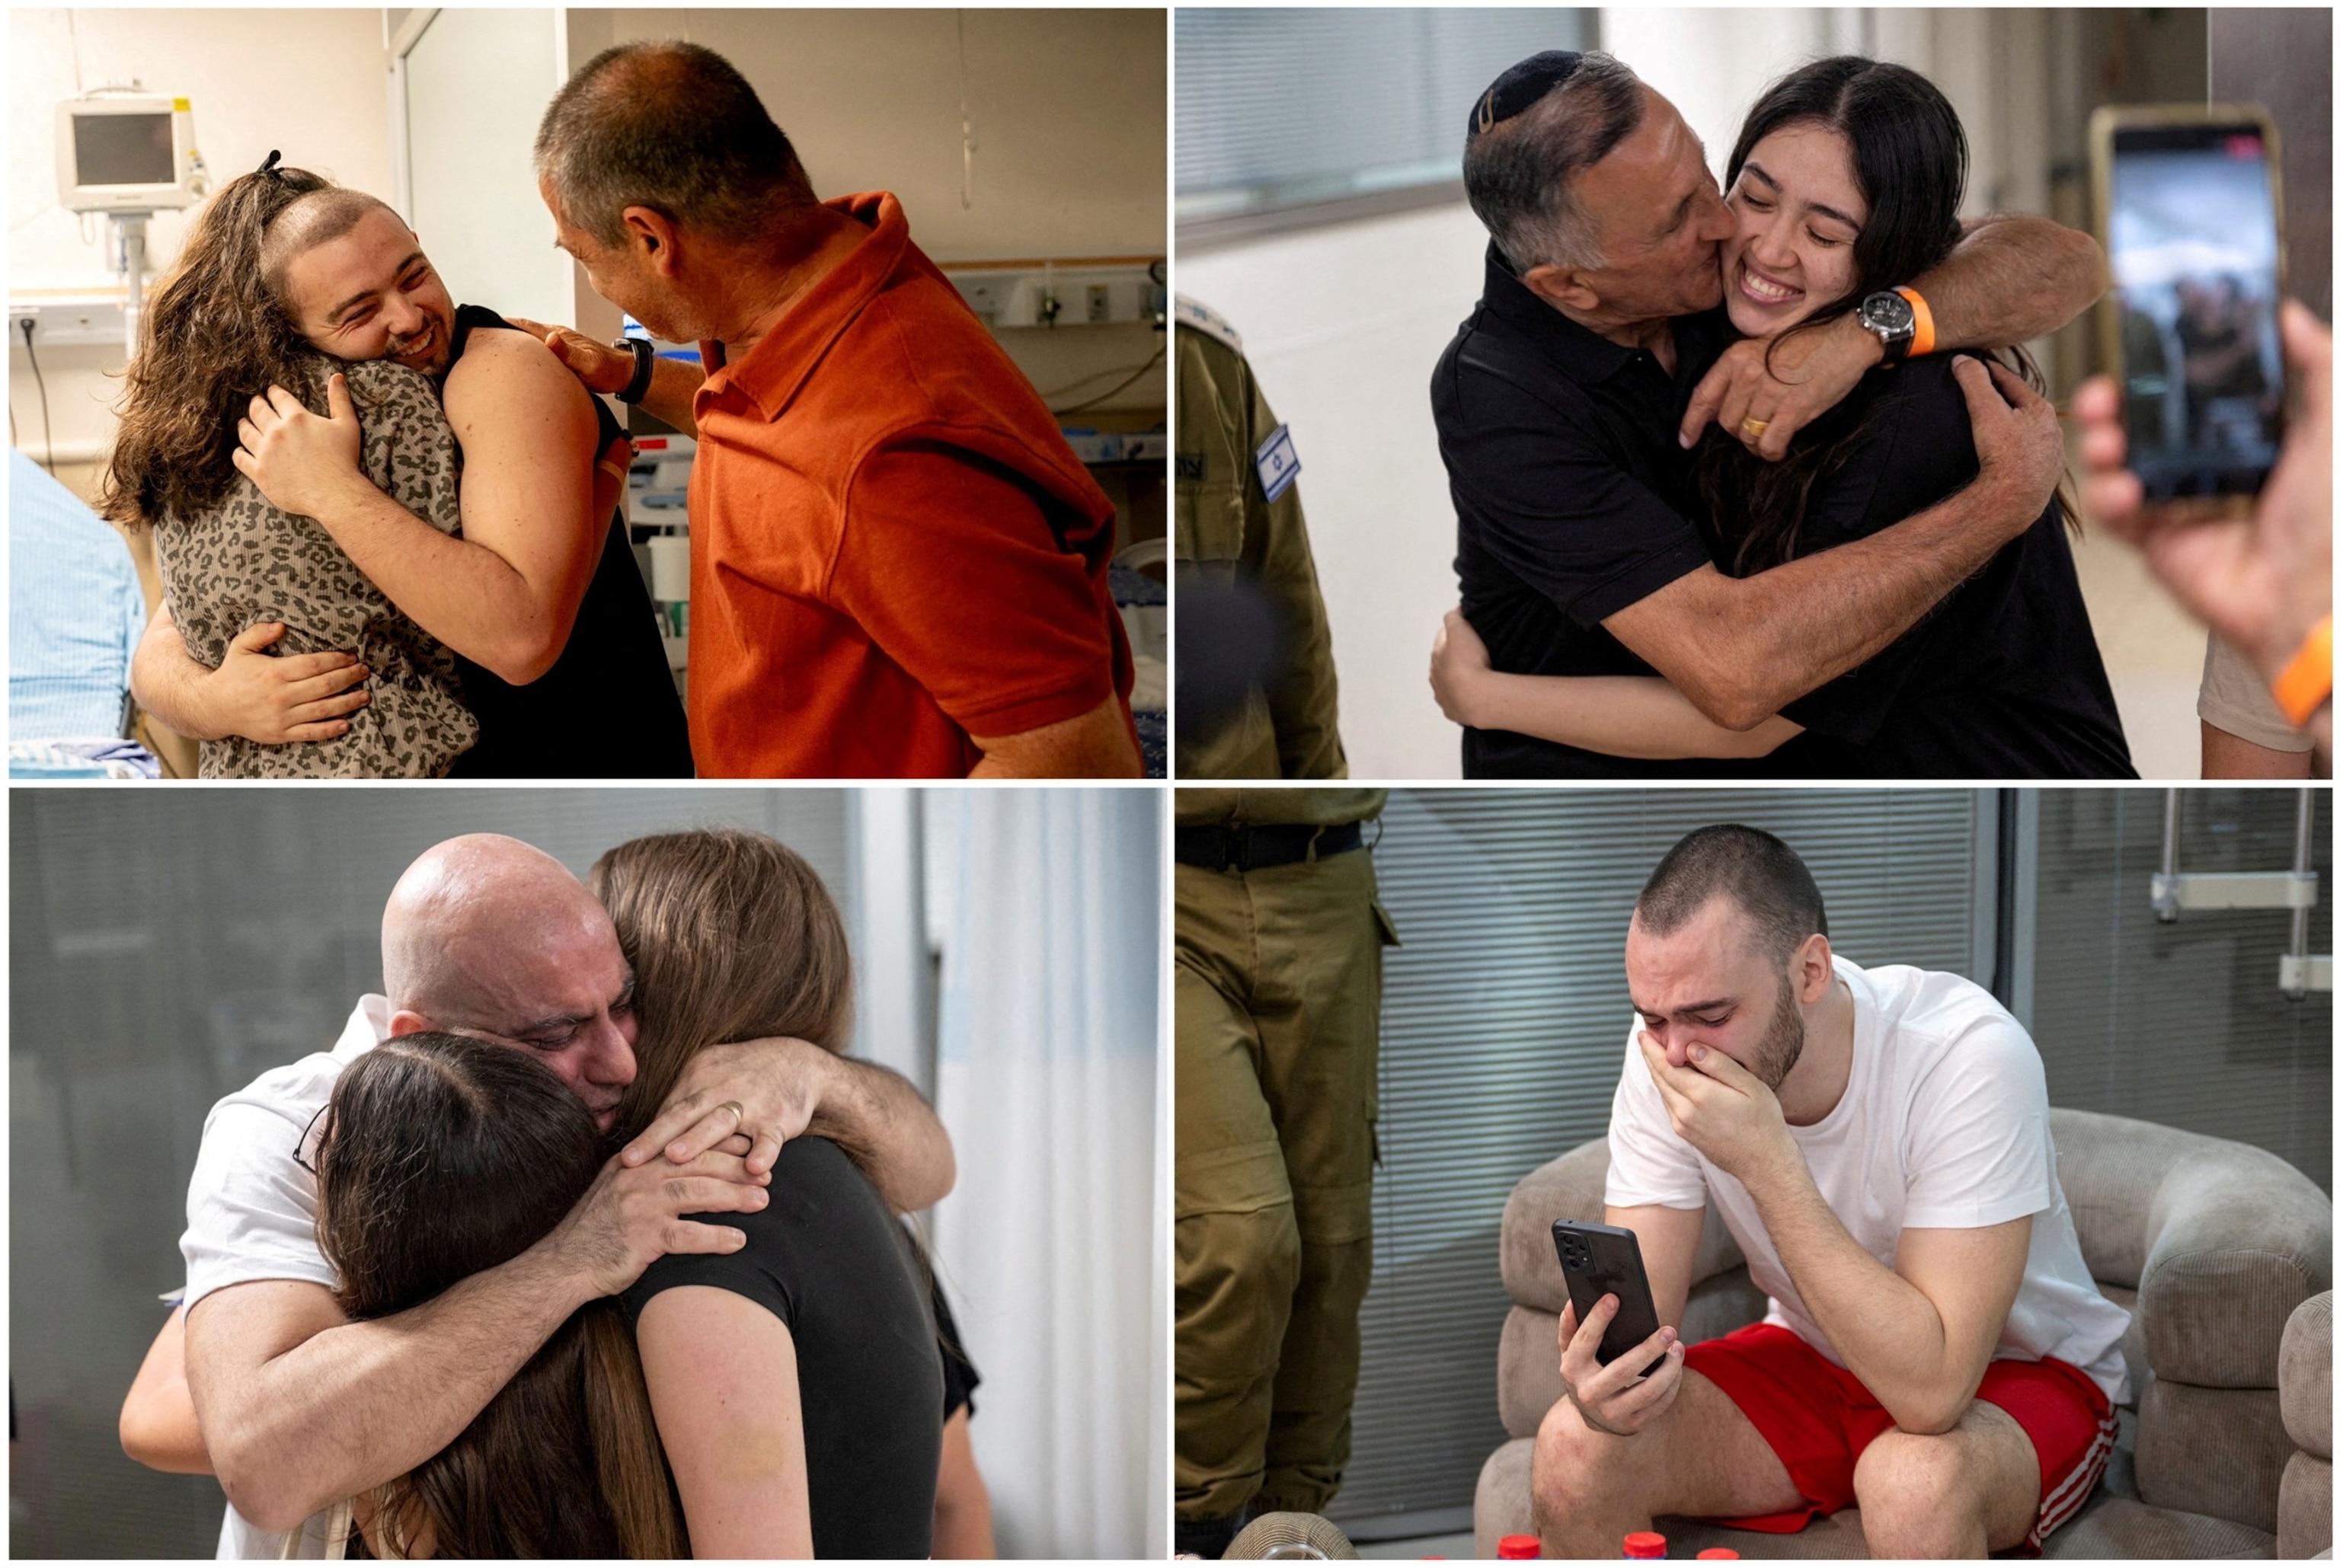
[621,1136,944,1559]
[440,305,694,778]
[1762,356,2135,778]
[1435,249,2132,778]
[1436,251,1809,778]
[931,1273,981,1420]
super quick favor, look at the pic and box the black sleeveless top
[441,305,694,778]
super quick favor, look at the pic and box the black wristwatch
[615,336,657,404]
[1857,290,1916,364]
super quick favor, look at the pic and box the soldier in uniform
[1175,787,1395,1556]
[1175,298,1349,779]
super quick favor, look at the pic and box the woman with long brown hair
[101,161,478,778]
[1431,58,2135,779]
[311,1032,687,1557]
[591,827,945,1558]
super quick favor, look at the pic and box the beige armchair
[1475,1109,2332,1558]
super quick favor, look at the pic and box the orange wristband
[2273,615,2333,728]
[1894,286,1936,357]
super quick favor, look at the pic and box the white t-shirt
[1605,957,2132,1404]
[180,996,387,1559]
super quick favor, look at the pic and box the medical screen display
[73,112,175,188]
[2106,123,2285,498]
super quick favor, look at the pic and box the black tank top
[441,305,694,778]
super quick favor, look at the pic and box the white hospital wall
[7,8,392,464]
[580,8,1170,412]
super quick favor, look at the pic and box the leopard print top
[155,356,478,778]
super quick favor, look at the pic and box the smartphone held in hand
[1552,1219,1667,1376]
[2091,104,2288,500]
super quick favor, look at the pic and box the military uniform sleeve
[1236,360,1347,780]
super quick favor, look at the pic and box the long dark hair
[98,166,390,529]
[1693,57,2068,575]
[315,1034,687,1558]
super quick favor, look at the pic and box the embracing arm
[1742,1157,2032,1435]
[1682,214,2107,458]
[637,1285,814,1559]
[233,334,609,685]
[625,1039,958,1215]
[182,1147,766,1532]
[1430,610,1800,756]
[120,1305,210,1474]
[1610,358,2061,729]
[185,1269,581,1531]
[129,608,372,746]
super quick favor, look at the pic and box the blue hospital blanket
[10,449,146,742]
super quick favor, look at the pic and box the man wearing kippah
[1434,51,2105,778]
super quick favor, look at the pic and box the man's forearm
[130,619,227,740]
[1916,216,2108,352]
[310,482,559,683]
[192,1249,587,1531]
[1741,1151,1963,1432]
[637,357,704,438]
[807,1056,956,1213]
[1622,475,2025,727]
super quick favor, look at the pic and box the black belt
[1175,820,1364,873]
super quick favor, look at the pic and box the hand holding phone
[1552,1220,1686,1436]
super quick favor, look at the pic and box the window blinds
[1176,8,1594,221]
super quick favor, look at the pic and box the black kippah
[1469,50,1584,140]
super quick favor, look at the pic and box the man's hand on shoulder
[442,326,599,429]
[538,1140,771,1299]
[623,1038,842,1177]
[1638,1029,1798,1186]
[1954,355,2064,533]
[1680,314,1885,460]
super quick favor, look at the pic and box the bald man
[118,834,951,1557]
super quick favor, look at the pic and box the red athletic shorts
[1683,1322,2117,1555]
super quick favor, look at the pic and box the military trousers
[1175,845,1392,1521]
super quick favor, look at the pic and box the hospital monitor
[56,96,200,213]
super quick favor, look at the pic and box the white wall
[8,8,393,462]
[586,7,1169,413]
[402,8,573,331]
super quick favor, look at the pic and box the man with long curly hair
[108,161,691,777]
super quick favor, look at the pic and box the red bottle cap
[1496,1534,1540,1560]
[1696,1553,1740,1561]
[1622,1531,1667,1559]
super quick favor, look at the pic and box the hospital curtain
[925,787,1164,1559]
[1341,788,1989,1532]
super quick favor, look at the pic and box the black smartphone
[1551,1219,1665,1376]
[2092,104,2287,500]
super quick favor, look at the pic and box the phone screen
[2106,122,2286,498]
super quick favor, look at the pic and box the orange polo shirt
[686,191,1134,778]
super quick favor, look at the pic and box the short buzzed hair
[1635,825,1827,971]
[1462,52,1643,273]
[534,40,818,247]
[259,187,402,306]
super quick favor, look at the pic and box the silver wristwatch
[1857,290,1916,363]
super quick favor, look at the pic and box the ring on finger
[1740,417,1770,441]
[717,1100,746,1126]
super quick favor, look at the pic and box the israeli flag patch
[1255,424,1301,503]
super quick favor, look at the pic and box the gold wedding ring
[717,1100,746,1126]
[1740,417,1770,441]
